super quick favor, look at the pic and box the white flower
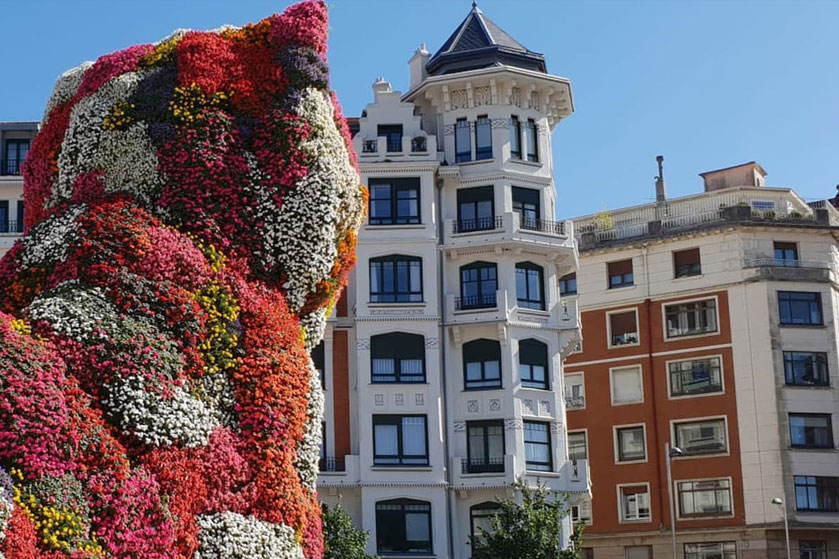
[295,360,324,491]
[43,61,93,120]
[19,204,86,269]
[99,120,164,206]
[195,512,305,559]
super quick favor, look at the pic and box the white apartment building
[0,122,34,257]
[316,5,588,558]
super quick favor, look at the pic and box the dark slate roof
[427,3,546,76]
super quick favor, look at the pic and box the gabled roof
[426,2,546,76]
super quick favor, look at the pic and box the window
[377,124,403,153]
[684,542,736,559]
[678,479,732,518]
[669,357,723,397]
[624,546,652,559]
[774,241,798,266]
[475,115,492,160]
[370,255,422,303]
[312,341,325,389]
[619,485,651,522]
[615,425,646,462]
[509,116,522,159]
[784,352,829,386]
[470,502,500,549]
[779,292,823,326]
[674,418,727,455]
[565,373,585,409]
[665,299,718,338]
[799,541,827,559]
[519,338,549,390]
[524,421,552,471]
[608,310,638,347]
[371,333,425,383]
[795,476,839,511]
[459,261,497,310]
[789,414,833,449]
[524,118,539,163]
[512,186,540,229]
[455,118,471,163]
[463,339,502,390]
[516,262,545,310]
[568,431,587,461]
[582,549,594,559]
[674,248,701,278]
[466,421,505,473]
[572,500,592,525]
[3,139,29,175]
[368,178,420,225]
[375,499,432,555]
[456,186,495,232]
[611,366,643,405]
[16,200,24,233]
[0,201,8,234]
[560,273,577,296]
[373,415,428,466]
[608,260,634,289]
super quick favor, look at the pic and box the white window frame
[610,364,644,406]
[675,476,735,520]
[613,423,648,465]
[564,371,586,410]
[571,499,593,526]
[606,307,641,349]
[684,541,737,559]
[617,482,652,523]
[568,428,588,462]
[665,354,726,400]
[662,295,720,342]
[670,415,730,459]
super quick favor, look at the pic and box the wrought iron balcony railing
[318,456,345,473]
[452,215,503,234]
[462,456,504,474]
[454,293,497,311]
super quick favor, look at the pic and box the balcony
[0,158,25,176]
[454,293,497,311]
[319,456,345,473]
[452,454,516,488]
[443,212,575,259]
[565,395,585,410]
[462,456,505,475]
[0,221,24,235]
[446,289,508,325]
[744,257,835,283]
[317,454,360,487]
[354,135,440,162]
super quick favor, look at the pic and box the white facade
[0,122,33,257]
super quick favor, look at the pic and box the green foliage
[471,481,585,559]
[322,503,377,559]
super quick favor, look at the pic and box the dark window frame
[475,114,492,160]
[371,332,426,384]
[524,420,552,472]
[470,501,501,551]
[369,255,423,303]
[677,479,733,519]
[3,138,30,175]
[789,413,834,449]
[375,498,433,555]
[368,178,421,225]
[16,200,24,233]
[779,291,823,326]
[799,540,827,559]
[466,420,505,473]
[459,261,498,310]
[0,201,8,234]
[516,261,545,310]
[463,338,502,390]
[519,338,549,390]
[559,273,577,296]
[568,430,588,461]
[372,414,429,466]
[668,357,724,397]
[608,259,634,289]
[509,116,522,160]
[674,248,702,278]
[794,476,839,512]
[783,351,829,386]
[456,185,495,232]
[524,118,539,163]
[512,186,540,229]
[377,124,403,153]
[455,118,472,163]
[774,241,799,265]
[312,341,325,390]
[616,425,646,462]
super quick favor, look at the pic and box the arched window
[516,261,544,310]
[376,498,432,555]
[371,332,425,383]
[463,339,502,390]
[369,255,422,303]
[459,261,497,310]
[519,338,549,390]
[470,501,501,550]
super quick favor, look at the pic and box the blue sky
[3,0,837,218]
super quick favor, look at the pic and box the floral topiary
[0,2,364,558]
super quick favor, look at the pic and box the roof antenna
[655,155,667,203]
[472,1,478,8]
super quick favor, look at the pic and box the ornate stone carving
[374,394,384,406]
[474,86,492,106]
[415,394,424,406]
[425,338,439,349]
[395,394,404,406]
[489,399,501,412]
[540,400,551,415]
[522,399,535,414]
[510,87,522,107]
[467,400,479,413]
[453,421,467,432]
[504,418,523,431]
[356,339,370,350]
[451,89,468,109]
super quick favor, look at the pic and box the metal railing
[318,456,345,473]
[518,217,566,235]
[1,158,25,175]
[452,215,503,234]
[565,396,585,410]
[0,221,24,234]
[411,136,427,152]
[455,294,497,311]
[362,140,377,153]
[462,457,504,474]
[744,258,833,270]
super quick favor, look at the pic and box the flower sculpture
[0,2,364,558]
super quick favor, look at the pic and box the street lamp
[772,497,790,559]
[665,443,683,559]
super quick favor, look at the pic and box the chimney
[409,43,429,88]
[655,155,667,202]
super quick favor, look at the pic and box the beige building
[0,122,35,256]
[566,161,839,559]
